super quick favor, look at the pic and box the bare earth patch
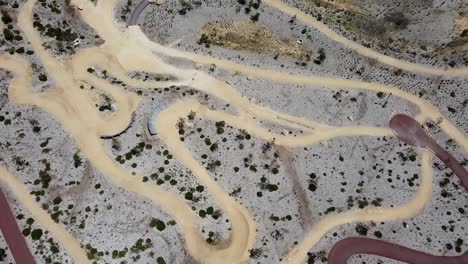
[198,20,311,60]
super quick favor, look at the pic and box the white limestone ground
[0,0,467,263]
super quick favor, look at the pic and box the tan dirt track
[0,0,466,263]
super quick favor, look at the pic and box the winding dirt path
[128,0,468,77]
[326,114,468,264]
[0,0,465,264]
[262,0,468,77]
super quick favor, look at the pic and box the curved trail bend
[263,0,468,77]
[328,237,468,264]
[129,0,468,77]
[390,114,468,192]
[128,0,150,26]
[0,0,466,264]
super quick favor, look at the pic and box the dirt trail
[0,0,465,264]
[0,167,88,262]
[263,0,468,77]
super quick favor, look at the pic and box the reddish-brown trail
[0,186,36,264]
[389,114,468,191]
[328,237,468,264]
[327,114,467,263]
